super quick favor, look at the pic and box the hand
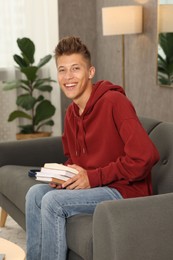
[62,164,91,190]
[49,182,62,189]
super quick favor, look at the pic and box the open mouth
[65,83,77,90]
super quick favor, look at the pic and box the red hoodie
[62,80,160,198]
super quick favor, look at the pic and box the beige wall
[58,0,173,126]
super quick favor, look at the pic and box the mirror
[158,0,173,87]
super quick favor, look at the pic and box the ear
[89,66,95,79]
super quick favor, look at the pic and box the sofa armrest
[0,136,66,167]
[93,193,173,260]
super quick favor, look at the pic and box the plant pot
[16,132,52,140]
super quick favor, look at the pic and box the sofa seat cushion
[67,214,93,260]
[0,165,38,214]
[0,165,93,260]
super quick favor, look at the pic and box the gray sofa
[0,116,173,260]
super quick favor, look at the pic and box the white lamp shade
[102,5,143,36]
[159,5,173,33]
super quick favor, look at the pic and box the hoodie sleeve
[87,95,160,188]
[62,132,73,165]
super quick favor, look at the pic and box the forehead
[57,53,88,67]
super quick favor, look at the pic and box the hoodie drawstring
[75,117,87,156]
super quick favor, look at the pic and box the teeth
[65,83,76,87]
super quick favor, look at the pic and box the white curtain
[0,0,60,141]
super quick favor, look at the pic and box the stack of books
[36,163,78,184]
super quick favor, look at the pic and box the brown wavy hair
[55,36,91,66]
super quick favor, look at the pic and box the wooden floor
[0,208,26,252]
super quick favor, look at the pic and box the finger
[66,179,81,190]
[49,182,62,189]
[67,164,81,172]
[49,182,57,188]
[62,176,78,188]
[56,184,63,189]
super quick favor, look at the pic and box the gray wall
[58,0,97,126]
[58,0,173,128]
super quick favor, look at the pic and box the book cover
[40,167,76,178]
[43,163,78,174]
[36,172,69,181]
[36,176,66,184]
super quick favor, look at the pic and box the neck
[74,83,93,116]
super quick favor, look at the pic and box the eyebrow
[58,63,80,69]
[58,66,65,69]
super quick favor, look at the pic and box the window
[0,0,61,141]
[0,0,25,68]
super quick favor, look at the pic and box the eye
[58,68,65,73]
[72,66,80,72]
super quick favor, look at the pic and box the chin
[65,93,76,100]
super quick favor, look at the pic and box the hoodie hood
[69,80,125,156]
[73,80,125,117]
[87,80,125,113]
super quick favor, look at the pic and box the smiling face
[57,53,95,109]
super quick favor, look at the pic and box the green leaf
[35,84,52,92]
[44,119,54,126]
[41,77,56,83]
[158,75,170,85]
[17,38,35,64]
[158,33,173,85]
[34,100,56,125]
[168,63,173,74]
[13,54,28,67]
[34,78,56,88]
[158,54,166,64]
[18,124,34,134]
[16,94,36,110]
[36,95,44,102]
[3,80,20,90]
[20,80,31,91]
[34,78,47,87]
[37,55,52,68]
[36,119,54,131]
[21,85,31,92]
[21,66,38,82]
[8,110,32,121]
[158,61,168,74]
[21,79,30,86]
[159,33,173,62]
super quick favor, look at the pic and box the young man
[26,36,160,260]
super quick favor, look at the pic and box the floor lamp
[102,5,143,88]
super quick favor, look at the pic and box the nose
[64,69,74,80]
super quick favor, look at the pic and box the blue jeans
[25,184,122,260]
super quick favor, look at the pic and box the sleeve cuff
[87,169,102,187]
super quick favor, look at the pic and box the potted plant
[3,37,56,140]
[158,33,173,86]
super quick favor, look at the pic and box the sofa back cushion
[149,122,173,195]
[139,116,161,134]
